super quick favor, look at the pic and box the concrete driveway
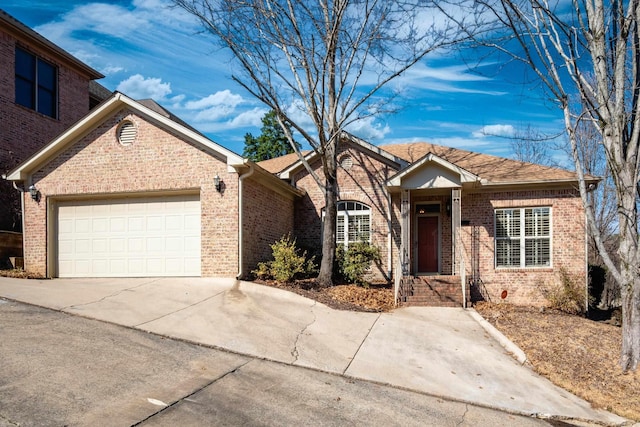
[0,277,628,425]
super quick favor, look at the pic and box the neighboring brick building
[7,89,593,307]
[0,9,106,231]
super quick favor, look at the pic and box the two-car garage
[56,195,201,278]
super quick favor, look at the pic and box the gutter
[236,163,255,279]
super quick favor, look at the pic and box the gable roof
[0,9,103,80]
[6,92,245,181]
[263,132,407,179]
[381,142,590,185]
[386,152,480,188]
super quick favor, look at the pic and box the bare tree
[455,0,640,371]
[509,123,559,166]
[173,0,474,286]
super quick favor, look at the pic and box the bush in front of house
[254,234,316,283]
[334,241,381,287]
[541,267,590,314]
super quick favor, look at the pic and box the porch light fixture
[214,174,222,192]
[28,185,40,202]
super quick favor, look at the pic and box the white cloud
[102,65,125,75]
[472,124,515,138]
[116,74,172,100]
[186,107,268,133]
[35,3,150,40]
[185,90,244,110]
[347,117,391,140]
[228,108,269,128]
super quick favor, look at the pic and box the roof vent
[117,121,137,146]
[340,154,353,170]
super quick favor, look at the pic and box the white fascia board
[341,132,408,168]
[278,151,318,180]
[278,134,408,180]
[118,94,245,167]
[386,153,479,187]
[6,94,124,181]
[6,92,244,181]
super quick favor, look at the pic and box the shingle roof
[380,142,584,184]
[257,151,311,174]
[256,141,592,185]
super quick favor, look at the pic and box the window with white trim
[495,207,551,268]
[331,201,371,248]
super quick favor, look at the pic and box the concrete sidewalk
[0,277,629,425]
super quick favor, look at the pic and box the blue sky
[3,0,568,161]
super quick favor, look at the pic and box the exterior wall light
[28,185,40,202]
[214,174,222,192]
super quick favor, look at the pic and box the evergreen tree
[243,110,298,161]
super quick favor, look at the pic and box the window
[329,201,371,248]
[495,207,551,268]
[15,47,58,118]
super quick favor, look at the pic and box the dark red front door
[417,216,439,273]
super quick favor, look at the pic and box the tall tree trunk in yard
[617,166,640,371]
[319,138,338,287]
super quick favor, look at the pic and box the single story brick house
[6,92,594,306]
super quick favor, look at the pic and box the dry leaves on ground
[256,279,395,312]
[0,269,44,279]
[474,302,640,421]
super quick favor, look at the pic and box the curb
[466,308,528,365]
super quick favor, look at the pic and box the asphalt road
[0,298,554,426]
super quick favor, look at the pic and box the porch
[387,153,481,307]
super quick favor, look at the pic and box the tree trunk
[317,138,338,287]
[619,265,640,371]
[617,173,640,371]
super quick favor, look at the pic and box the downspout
[385,187,392,281]
[236,163,255,279]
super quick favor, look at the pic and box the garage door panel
[57,195,201,277]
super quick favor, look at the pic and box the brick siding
[293,143,397,281]
[241,174,296,277]
[459,188,586,306]
[23,109,240,277]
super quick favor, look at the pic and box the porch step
[399,275,468,307]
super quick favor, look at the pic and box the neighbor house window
[323,201,371,248]
[15,46,58,118]
[495,207,551,268]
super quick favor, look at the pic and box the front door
[417,216,439,273]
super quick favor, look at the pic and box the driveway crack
[291,301,317,363]
[64,279,161,310]
[342,313,381,375]
[456,404,469,426]
[134,290,227,327]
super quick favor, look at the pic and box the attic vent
[340,155,353,170]
[117,121,137,146]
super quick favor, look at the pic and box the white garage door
[57,195,201,278]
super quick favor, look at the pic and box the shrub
[253,235,316,283]
[541,267,589,314]
[334,241,381,287]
